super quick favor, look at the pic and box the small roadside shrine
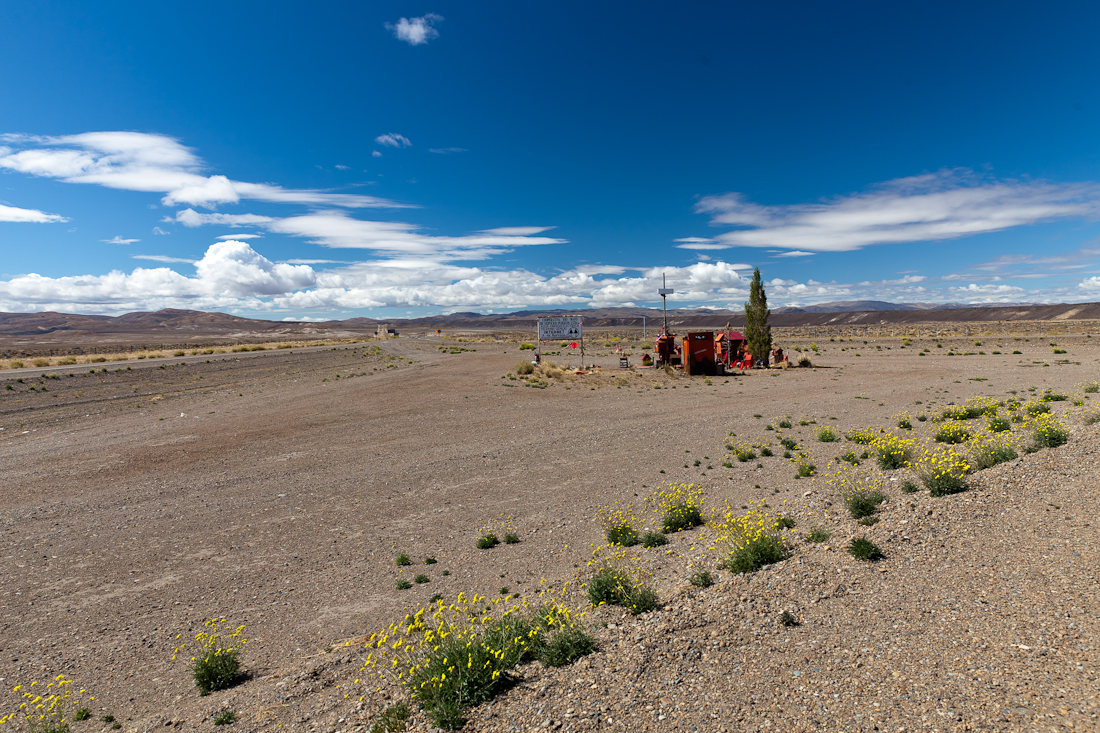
[535,316,584,365]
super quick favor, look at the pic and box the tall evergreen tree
[743,268,772,365]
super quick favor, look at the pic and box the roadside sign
[538,316,583,340]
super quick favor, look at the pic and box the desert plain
[1,328,1098,732]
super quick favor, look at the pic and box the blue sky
[3,1,1100,318]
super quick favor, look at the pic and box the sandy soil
[1,333,1097,732]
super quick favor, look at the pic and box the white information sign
[538,316,583,340]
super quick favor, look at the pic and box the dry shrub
[514,360,534,375]
[796,353,813,368]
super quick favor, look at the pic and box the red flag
[570,342,578,349]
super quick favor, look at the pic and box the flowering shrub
[726,439,757,462]
[1025,400,1051,417]
[827,467,886,519]
[870,433,914,470]
[845,426,877,445]
[596,501,640,546]
[816,426,839,442]
[710,502,789,574]
[647,483,706,533]
[1030,412,1069,448]
[173,618,248,695]
[361,594,592,729]
[913,444,970,496]
[934,422,972,444]
[1,675,91,732]
[969,429,1020,470]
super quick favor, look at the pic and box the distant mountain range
[1,301,1098,347]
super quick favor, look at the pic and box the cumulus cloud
[4,242,1095,314]
[0,132,409,210]
[386,14,442,45]
[0,202,68,223]
[102,236,140,245]
[374,133,412,148]
[695,170,1100,252]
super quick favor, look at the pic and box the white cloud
[216,233,263,240]
[172,209,275,228]
[480,226,556,236]
[102,236,140,245]
[152,226,169,235]
[5,243,1097,314]
[195,240,316,296]
[0,202,68,223]
[132,254,196,264]
[773,251,815,258]
[696,169,1100,252]
[264,210,566,261]
[674,236,716,245]
[372,151,383,158]
[335,164,350,170]
[374,133,412,148]
[428,147,467,154]
[386,14,442,45]
[0,132,408,210]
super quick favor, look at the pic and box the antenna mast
[658,273,674,332]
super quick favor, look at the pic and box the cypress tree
[743,268,772,365]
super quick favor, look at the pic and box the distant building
[376,324,398,338]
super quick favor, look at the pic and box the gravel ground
[1,333,1097,732]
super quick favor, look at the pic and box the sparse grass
[779,437,798,450]
[777,515,796,529]
[514,360,535,375]
[795,458,815,478]
[689,570,714,587]
[504,533,520,544]
[843,487,885,519]
[641,530,669,548]
[840,451,860,465]
[988,416,1011,433]
[425,556,437,565]
[395,579,412,590]
[396,553,411,566]
[848,537,883,561]
[414,574,429,584]
[806,527,831,543]
[213,711,236,726]
[74,708,91,721]
[900,480,920,494]
[858,516,880,526]
[816,426,839,442]
[779,610,799,627]
[368,703,411,733]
